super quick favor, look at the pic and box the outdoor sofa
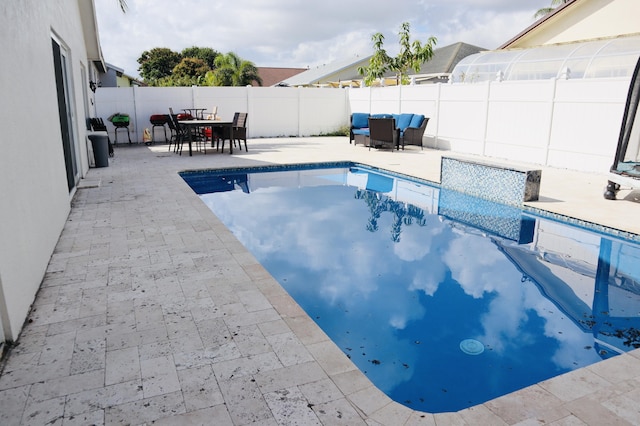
[350,112,429,149]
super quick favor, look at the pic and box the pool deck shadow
[1,137,640,425]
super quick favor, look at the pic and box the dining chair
[368,117,400,151]
[217,112,248,153]
[233,112,248,151]
[168,108,190,154]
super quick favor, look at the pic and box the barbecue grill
[109,113,131,144]
[149,114,169,144]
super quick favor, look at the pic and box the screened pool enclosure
[450,35,640,83]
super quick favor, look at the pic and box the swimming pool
[180,163,640,413]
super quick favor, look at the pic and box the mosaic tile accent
[438,189,535,243]
[440,156,541,207]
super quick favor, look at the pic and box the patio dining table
[178,119,234,156]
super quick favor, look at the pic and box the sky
[94,0,544,79]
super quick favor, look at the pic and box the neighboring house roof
[279,55,372,87]
[254,67,308,87]
[499,0,640,49]
[279,42,485,87]
[420,42,486,74]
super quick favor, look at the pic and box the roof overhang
[78,0,106,73]
[498,0,578,49]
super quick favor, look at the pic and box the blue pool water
[180,163,640,413]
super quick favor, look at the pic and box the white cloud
[94,0,539,78]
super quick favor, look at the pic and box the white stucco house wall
[0,0,104,349]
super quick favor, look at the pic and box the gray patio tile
[105,325,168,351]
[213,351,283,382]
[298,378,345,406]
[0,385,30,426]
[284,315,330,346]
[458,403,508,425]
[431,411,466,426]
[312,396,368,425]
[307,340,356,377]
[232,324,271,357]
[369,400,414,426]
[70,338,106,374]
[29,369,104,402]
[266,331,315,367]
[0,358,71,390]
[138,340,173,361]
[269,293,308,318]
[173,343,242,370]
[218,375,275,425]
[600,388,640,425]
[21,395,65,426]
[539,365,614,402]
[150,406,234,426]
[194,317,231,347]
[133,303,165,332]
[258,319,292,337]
[403,410,437,426]
[223,307,282,328]
[346,384,393,418]
[237,288,273,312]
[176,365,224,411]
[104,390,185,426]
[105,347,140,385]
[484,385,566,424]
[254,361,328,394]
[37,331,75,366]
[168,331,206,354]
[330,369,372,397]
[564,393,633,426]
[588,353,640,383]
[62,409,104,426]
[264,386,322,425]
[140,355,181,398]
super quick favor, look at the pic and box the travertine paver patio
[1,137,640,425]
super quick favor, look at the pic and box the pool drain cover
[460,339,484,355]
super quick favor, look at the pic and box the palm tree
[535,0,569,19]
[207,52,262,86]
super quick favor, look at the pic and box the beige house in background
[500,0,640,48]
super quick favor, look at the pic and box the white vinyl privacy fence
[95,86,350,141]
[95,77,631,173]
[350,78,630,173]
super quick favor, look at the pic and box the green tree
[206,52,262,86]
[137,47,181,84]
[181,46,220,70]
[534,0,569,19]
[358,22,437,86]
[172,57,210,80]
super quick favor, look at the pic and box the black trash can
[88,134,109,167]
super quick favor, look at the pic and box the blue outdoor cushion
[371,113,393,119]
[397,113,414,131]
[352,113,369,129]
[409,114,425,128]
[352,128,369,136]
